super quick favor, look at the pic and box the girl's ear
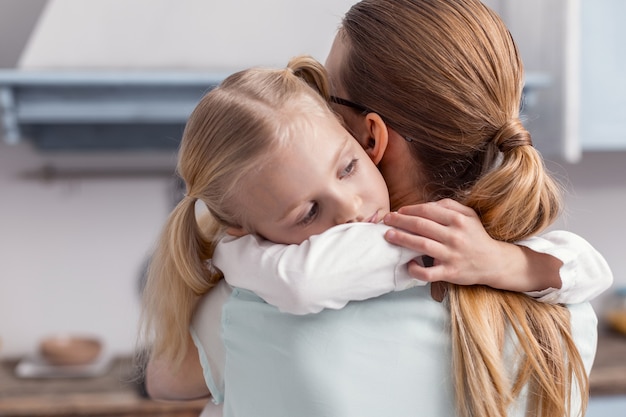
[226,226,249,237]
[364,113,389,165]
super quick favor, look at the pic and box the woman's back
[223,286,451,416]
[194,282,597,417]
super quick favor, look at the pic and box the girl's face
[232,111,390,245]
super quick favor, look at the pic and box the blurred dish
[39,335,102,366]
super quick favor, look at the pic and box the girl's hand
[382,199,562,292]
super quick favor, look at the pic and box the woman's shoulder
[193,280,233,327]
[190,280,233,405]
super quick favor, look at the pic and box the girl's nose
[334,194,361,225]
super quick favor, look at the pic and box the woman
[143,1,611,416]
[318,1,601,415]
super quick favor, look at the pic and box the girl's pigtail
[288,55,331,101]
[140,195,222,368]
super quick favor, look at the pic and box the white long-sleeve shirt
[212,223,612,314]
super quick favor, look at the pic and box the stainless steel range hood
[0,70,224,151]
[1,70,552,153]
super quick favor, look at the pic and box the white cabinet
[485,0,626,161]
[484,0,581,162]
[580,0,626,151]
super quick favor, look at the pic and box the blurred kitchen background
[0,0,624,413]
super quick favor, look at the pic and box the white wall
[550,151,626,311]
[0,143,176,357]
[19,0,354,70]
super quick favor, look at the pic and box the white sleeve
[212,222,425,315]
[519,230,613,304]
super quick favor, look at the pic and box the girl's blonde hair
[338,0,587,416]
[139,56,331,367]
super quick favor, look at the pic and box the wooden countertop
[0,356,208,417]
[590,330,626,396]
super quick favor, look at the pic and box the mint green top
[192,281,597,417]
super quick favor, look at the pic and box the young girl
[141,54,427,385]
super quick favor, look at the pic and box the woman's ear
[364,113,389,165]
[226,226,249,237]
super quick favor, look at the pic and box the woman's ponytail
[466,120,562,242]
[448,285,588,417]
[450,123,587,417]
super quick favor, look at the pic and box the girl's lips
[366,211,379,224]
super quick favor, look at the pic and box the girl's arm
[212,222,425,315]
[145,333,210,401]
[215,200,612,315]
[146,280,230,403]
[382,199,613,303]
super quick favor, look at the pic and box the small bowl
[39,335,102,366]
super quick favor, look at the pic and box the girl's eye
[340,158,358,178]
[298,202,319,226]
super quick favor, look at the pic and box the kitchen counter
[0,356,207,417]
[590,330,626,396]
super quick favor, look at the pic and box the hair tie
[492,118,533,153]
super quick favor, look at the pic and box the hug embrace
[139,1,613,416]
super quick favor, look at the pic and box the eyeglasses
[330,95,371,114]
[329,95,414,142]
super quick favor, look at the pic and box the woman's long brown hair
[338,1,588,415]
